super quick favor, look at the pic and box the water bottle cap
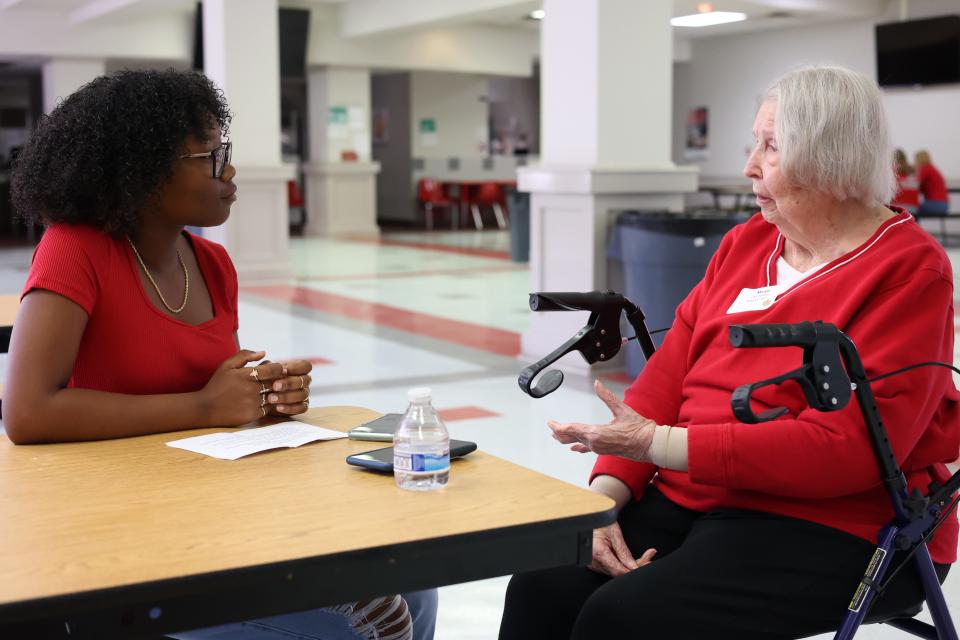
[407,387,432,403]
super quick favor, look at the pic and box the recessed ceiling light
[671,11,746,27]
[529,9,545,20]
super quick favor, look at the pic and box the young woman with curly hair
[7,69,436,640]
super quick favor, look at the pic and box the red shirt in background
[918,163,949,202]
[592,211,959,564]
[23,224,238,395]
[892,171,919,209]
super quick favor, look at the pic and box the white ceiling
[478,0,889,38]
[0,0,892,40]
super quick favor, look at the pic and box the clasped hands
[547,380,659,462]
[200,349,313,427]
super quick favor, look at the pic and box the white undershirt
[776,256,827,289]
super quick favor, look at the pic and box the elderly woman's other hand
[589,522,657,577]
[548,380,659,461]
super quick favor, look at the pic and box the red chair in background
[470,182,508,230]
[417,178,459,230]
[288,179,306,230]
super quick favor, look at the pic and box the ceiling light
[529,9,545,20]
[671,11,746,27]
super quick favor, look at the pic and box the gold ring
[260,382,268,395]
[250,367,260,382]
[259,406,267,418]
[260,395,267,408]
[299,375,305,390]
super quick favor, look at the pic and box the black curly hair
[11,68,231,236]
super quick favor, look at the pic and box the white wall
[0,9,192,61]
[410,71,489,158]
[308,67,373,163]
[308,6,539,77]
[673,0,960,180]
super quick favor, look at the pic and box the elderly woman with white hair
[499,65,958,639]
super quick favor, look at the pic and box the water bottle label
[394,453,413,471]
[410,453,449,473]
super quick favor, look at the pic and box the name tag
[726,285,785,314]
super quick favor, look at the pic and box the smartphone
[346,439,478,473]
[347,413,403,442]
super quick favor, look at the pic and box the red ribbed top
[23,224,238,395]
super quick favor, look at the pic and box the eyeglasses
[179,141,232,178]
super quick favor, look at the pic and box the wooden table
[0,293,18,352]
[0,406,615,638]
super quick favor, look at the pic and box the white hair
[764,65,896,206]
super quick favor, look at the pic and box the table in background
[0,406,615,639]
[0,293,19,353]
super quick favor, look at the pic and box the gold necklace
[127,237,189,314]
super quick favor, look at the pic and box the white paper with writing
[166,422,347,460]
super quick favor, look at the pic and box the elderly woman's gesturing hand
[548,380,659,461]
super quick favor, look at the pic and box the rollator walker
[520,291,960,640]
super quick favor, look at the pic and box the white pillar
[42,59,106,114]
[519,0,698,367]
[303,66,380,237]
[203,0,293,281]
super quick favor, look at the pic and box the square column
[521,0,699,367]
[303,66,380,237]
[202,0,294,281]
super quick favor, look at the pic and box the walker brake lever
[519,291,656,398]
[729,322,852,423]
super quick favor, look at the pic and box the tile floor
[0,226,957,639]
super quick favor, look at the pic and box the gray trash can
[507,189,530,262]
[609,210,746,378]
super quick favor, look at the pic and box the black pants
[499,486,950,639]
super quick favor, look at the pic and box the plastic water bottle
[394,387,450,491]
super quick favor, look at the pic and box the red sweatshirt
[892,171,919,209]
[918,164,949,203]
[593,211,960,563]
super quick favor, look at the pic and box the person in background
[499,65,956,639]
[7,68,435,640]
[513,133,530,156]
[915,150,950,215]
[892,148,919,214]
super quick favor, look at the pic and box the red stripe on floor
[296,265,525,283]
[243,285,521,357]
[437,406,501,422]
[345,236,511,260]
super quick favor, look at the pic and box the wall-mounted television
[876,15,960,87]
